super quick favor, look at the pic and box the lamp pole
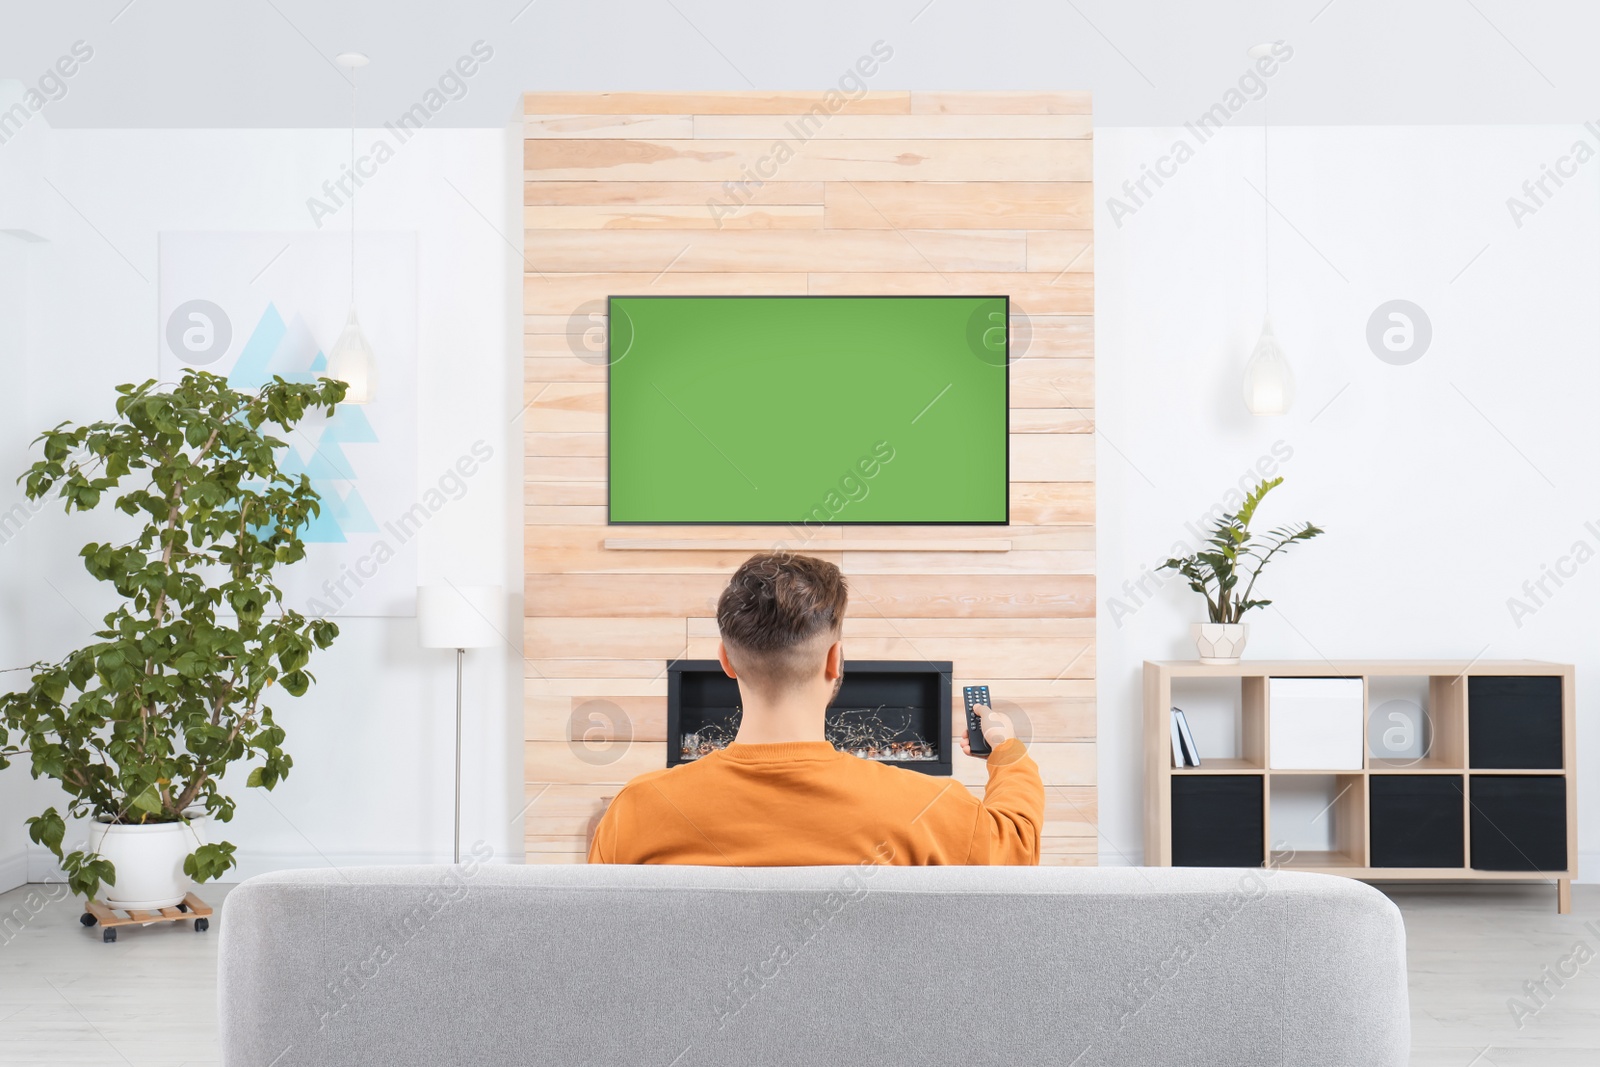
[454,646,464,865]
[416,584,503,867]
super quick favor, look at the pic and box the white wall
[0,233,35,892]
[1097,125,1600,879]
[1,126,525,880]
[0,79,48,893]
[8,117,1597,886]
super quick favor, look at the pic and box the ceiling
[0,0,1594,129]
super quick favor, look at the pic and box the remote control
[963,685,993,755]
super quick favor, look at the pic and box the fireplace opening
[666,659,954,776]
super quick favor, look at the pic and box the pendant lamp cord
[1262,97,1269,316]
[349,69,357,307]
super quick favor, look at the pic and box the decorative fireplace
[666,660,954,776]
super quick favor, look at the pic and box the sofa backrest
[219,863,1409,1067]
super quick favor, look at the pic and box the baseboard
[15,842,1591,883]
[1096,848,1598,883]
[27,846,64,883]
[229,848,521,881]
[0,849,27,893]
[22,843,522,886]
[1095,849,1145,867]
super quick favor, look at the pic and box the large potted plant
[0,370,344,907]
[1160,476,1323,664]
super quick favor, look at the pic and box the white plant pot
[88,816,205,910]
[1193,622,1249,665]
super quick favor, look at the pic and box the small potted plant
[1160,476,1322,664]
[0,370,344,908]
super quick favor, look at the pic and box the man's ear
[717,641,738,679]
[824,640,844,681]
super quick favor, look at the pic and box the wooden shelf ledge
[602,537,1012,552]
[1271,849,1366,870]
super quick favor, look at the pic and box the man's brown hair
[717,552,848,692]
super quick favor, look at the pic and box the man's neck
[732,693,827,744]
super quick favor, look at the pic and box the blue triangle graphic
[309,436,358,480]
[278,441,349,483]
[321,482,350,522]
[299,503,347,544]
[229,305,288,391]
[323,405,378,444]
[338,485,379,533]
[267,313,322,384]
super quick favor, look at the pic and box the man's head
[716,552,847,701]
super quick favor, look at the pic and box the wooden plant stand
[80,891,212,942]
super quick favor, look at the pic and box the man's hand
[960,704,1016,756]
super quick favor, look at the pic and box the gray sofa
[219,863,1410,1066]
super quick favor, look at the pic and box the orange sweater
[588,738,1043,866]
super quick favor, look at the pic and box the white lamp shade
[1242,318,1295,416]
[417,585,504,649]
[327,305,377,405]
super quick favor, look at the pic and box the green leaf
[1166,476,1321,623]
[27,809,66,853]
[183,841,237,883]
[2,370,339,861]
[127,783,164,814]
[63,851,117,901]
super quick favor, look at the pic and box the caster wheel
[80,912,97,927]
[102,928,117,943]
[194,918,209,933]
[176,902,189,913]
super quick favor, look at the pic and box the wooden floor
[1393,882,1600,1065]
[0,881,1593,1064]
[0,882,237,1066]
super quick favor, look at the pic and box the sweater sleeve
[963,738,1045,865]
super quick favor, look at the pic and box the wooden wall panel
[822,182,1093,230]
[522,229,1031,273]
[523,139,1092,182]
[525,180,826,206]
[522,90,1094,866]
[524,91,915,115]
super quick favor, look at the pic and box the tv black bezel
[604,293,1010,526]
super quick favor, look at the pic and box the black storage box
[1171,775,1264,868]
[1369,775,1464,868]
[1469,775,1567,871]
[1468,676,1563,770]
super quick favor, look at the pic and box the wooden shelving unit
[1144,660,1578,913]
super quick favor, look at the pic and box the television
[607,295,1009,525]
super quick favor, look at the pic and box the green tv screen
[607,295,1009,525]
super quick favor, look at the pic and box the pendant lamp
[327,51,376,405]
[1243,43,1293,416]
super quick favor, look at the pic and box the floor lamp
[417,584,503,864]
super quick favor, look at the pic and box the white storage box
[1268,677,1365,770]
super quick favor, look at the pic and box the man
[588,552,1043,865]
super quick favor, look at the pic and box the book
[1170,710,1188,767]
[1173,707,1201,767]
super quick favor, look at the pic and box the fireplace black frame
[665,659,954,776]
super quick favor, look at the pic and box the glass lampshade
[1242,318,1294,416]
[327,306,377,405]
